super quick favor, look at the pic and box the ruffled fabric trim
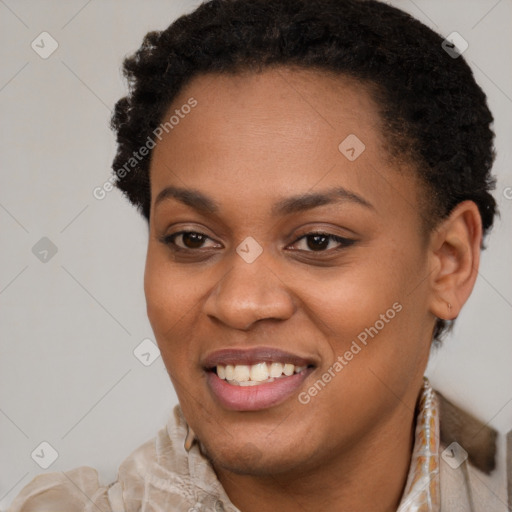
[397,377,440,512]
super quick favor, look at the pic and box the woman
[7,0,505,510]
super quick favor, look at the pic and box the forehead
[153,67,383,157]
[149,67,420,222]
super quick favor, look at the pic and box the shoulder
[6,406,236,511]
[439,453,508,512]
[4,407,196,512]
[6,466,109,512]
[5,435,158,512]
[437,389,507,512]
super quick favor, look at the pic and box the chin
[199,433,313,477]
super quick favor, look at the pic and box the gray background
[1,0,511,508]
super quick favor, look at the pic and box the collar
[397,377,441,512]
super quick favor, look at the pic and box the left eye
[290,233,355,252]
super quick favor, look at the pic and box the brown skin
[144,67,482,512]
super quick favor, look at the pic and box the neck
[215,399,417,512]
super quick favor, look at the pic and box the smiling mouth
[211,362,312,386]
[202,347,317,410]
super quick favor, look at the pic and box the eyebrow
[154,185,374,215]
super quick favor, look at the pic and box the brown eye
[180,232,207,249]
[291,233,355,252]
[305,234,330,251]
[161,231,220,251]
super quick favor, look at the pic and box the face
[145,67,435,477]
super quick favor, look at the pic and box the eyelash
[160,230,356,255]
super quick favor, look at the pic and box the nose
[203,252,296,331]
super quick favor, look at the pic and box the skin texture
[144,67,482,512]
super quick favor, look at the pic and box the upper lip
[202,347,317,369]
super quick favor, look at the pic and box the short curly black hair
[110,0,497,342]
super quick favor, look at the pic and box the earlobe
[428,201,482,321]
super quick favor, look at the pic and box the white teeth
[232,378,275,386]
[250,362,269,381]
[238,380,263,386]
[217,365,226,380]
[269,362,284,378]
[216,362,307,385]
[233,365,250,382]
[283,363,294,376]
[225,364,235,380]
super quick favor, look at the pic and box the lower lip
[206,369,312,411]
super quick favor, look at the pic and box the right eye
[160,231,222,251]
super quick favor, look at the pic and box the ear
[428,201,482,321]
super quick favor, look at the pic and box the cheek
[143,248,199,363]
[293,272,426,435]
[296,249,428,372]
[144,255,172,332]
[296,262,405,336]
